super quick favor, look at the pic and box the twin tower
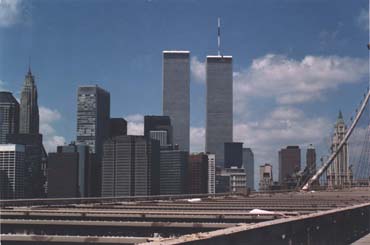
[163,51,233,166]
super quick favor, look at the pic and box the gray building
[0,92,19,144]
[109,118,127,138]
[0,144,25,199]
[48,151,79,198]
[77,85,110,197]
[6,133,47,198]
[243,148,255,190]
[76,85,110,155]
[101,135,160,197]
[57,143,90,197]
[162,51,190,151]
[19,68,39,134]
[224,142,243,168]
[150,130,168,146]
[160,149,188,195]
[206,55,233,167]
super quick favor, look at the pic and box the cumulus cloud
[234,54,368,106]
[233,106,332,168]
[39,106,66,152]
[126,114,144,135]
[190,127,205,153]
[191,56,206,83]
[0,0,23,27]
[356,8,369,31]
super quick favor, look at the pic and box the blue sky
[0,0,369,182]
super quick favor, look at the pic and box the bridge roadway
[1,188,370,244]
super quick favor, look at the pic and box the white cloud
[39,106,65,152]
[190,127,205,153]
[0,0,23,27]
[0,80,6,91]
[126,114,144,135]
[191,56,206,83]
[233,106,332,180]
[356,8,369,31]
[234,54,368,106]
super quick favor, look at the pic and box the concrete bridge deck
[1,188,370,244]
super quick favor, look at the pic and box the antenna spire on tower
[28,56,32,75]
[217,17,221,56]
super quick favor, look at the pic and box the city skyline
[0,0,368,181]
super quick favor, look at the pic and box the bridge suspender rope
[301,89,370,191]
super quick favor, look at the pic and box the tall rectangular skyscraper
[206,56,233,167]
[76,85,110,155]
[77,85,110,196]
[162,51,190,151]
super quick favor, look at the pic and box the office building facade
[278,146,301,187]
[76,85,110,155]
[101,136,160,197]
[243,148,255,190]
[160,149,188,195]
[6,133,47,198]
[188,153,208,194]
[162,51,190,151]
[224,142,243,168]
[207,154,216,194]
[150,130,168,146]
[109,118,127,138]
[0,92,19,144]
[0,144,25,199]
[225,168,247,193]
[48,151,79,198]
[206,56,233,167]
[144,115,172,146]
[57,143,90,197]
[77,85,110,196]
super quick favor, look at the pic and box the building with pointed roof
[327,111,352,188]
[19,68,39,134]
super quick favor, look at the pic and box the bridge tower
[327,111,353,188]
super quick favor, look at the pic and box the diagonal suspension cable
[302,89,370,191]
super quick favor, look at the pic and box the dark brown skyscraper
[278,146,301,186]
[306,144,316,175]
[19,68,39,134]
[188,154,208,194]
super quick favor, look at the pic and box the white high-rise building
[327,111,352,188]
[0,144,25,199]
[207,154,216,194]
[259,163,273,191]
